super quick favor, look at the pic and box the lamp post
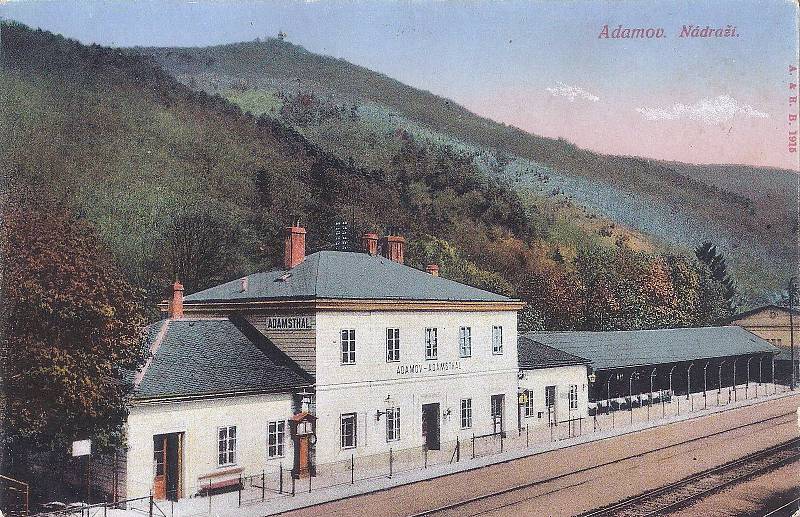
[772,355,776,394]
[669,364,677,414]
[703,362,709,409]
[745,356,754,399]
[733,358,738,402]
[718,360,726,406]
[629,370,638,424]
[687,363,694,412]
[649,367,657,421]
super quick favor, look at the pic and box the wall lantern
[588,372,597,383]
[375,394,394,421]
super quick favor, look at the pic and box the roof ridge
[134,319,171,389]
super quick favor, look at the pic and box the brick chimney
[361,232,379,256]
[380,234,405,264]
[170,280,184,319]
[284,225,306,269]
[426,264,440,277]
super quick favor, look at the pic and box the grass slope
[135,38,795,304]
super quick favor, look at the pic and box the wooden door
[153,435,166,500]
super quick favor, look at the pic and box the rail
[406,410,797,517]
[581,437,800,516]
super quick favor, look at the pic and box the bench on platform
[197,467,244,496]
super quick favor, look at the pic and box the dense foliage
[1,199,147,456]
[145,38,794,304]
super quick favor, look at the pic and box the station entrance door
[421,403,441,450]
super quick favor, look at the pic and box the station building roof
[183,251,514,304]
[131,316,312,401]
[522,326,779,371]
[518,336,591,369]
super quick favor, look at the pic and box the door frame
[491,394,505,435]
[152,432,184,501]
[421,403,441,450]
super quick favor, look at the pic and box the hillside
[135,38,796,305]
[0,22,745,331]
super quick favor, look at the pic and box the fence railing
[34,380,791,517]
[1,474,30,517]
[32,495,166,517]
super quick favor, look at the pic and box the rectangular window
[569,384,578,410]
[460,398,472,429]
[340,413,357,449]
[524,390,535,418]
[425,328,438,360]
[386,407,400,442]
[386,328,400,363]
[341,329,356,364]
[545,385,556,408]
[267,421,285,458]
[459,327,472,358]
[217,426,237,466]
[492,326,503,355]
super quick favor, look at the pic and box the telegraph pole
[790,277,797,390]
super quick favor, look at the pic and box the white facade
[125,393,293,500]
[313,309,519,464]
[518,365,589,427]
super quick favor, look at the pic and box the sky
[2,0,799,170]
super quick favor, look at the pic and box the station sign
[396,361,461,376]
[72,439,91,457]
[265,316,314,330]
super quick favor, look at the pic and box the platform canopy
[523,326,778,371]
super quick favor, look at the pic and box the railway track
[581,437,800,517]
[406,410,797,517]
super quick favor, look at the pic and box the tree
[695,241,738,311]
[158,207,248,294]
[1,201,147,461]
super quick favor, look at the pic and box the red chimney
[361,232,379,256]
[284,225,306,269]
[170,280,184,319]
[426,264,440,277]
[380,235,405,264]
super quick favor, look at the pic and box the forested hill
[0,22,752,330]
[136,38,795,306]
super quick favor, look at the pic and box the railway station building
[524,327,780,414]
[120,225,529,501]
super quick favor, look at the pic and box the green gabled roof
[524,326,779,371]
[132,316,312,400]
[184,251,513,303]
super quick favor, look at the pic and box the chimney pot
[426,264,440,277]
[284,225,306,269]
[170,280,184,319]
[379,235,405,264]
[361,232,379,256]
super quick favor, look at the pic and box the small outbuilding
[517,337,591,428]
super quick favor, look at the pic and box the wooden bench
[197,467,244,496]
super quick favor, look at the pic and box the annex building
[727,304,800,382]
